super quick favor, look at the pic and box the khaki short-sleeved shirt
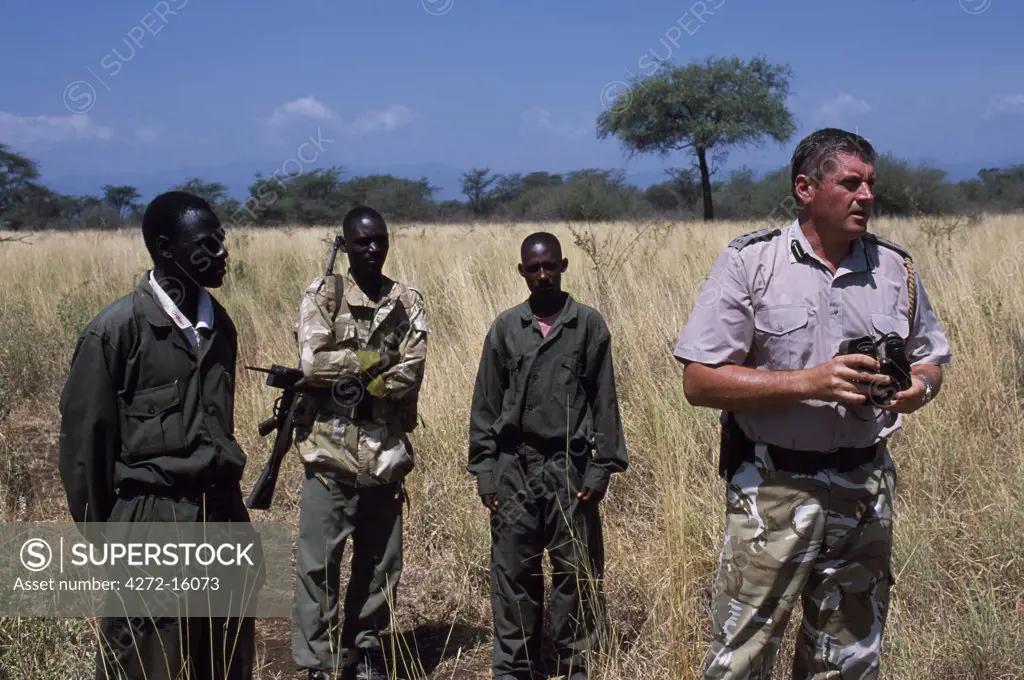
[674,220,953,451]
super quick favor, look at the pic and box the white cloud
[135,124,164,144]
[520,106,591,139]
[265,97,416,137]
[0,111,113,145]
[267,96,337,128]
[816,93,872,122]
[349,105,418,133]
[983,93,1024,120]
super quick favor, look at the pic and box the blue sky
[2,0,1023,200]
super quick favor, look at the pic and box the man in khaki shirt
[674,128,952,679]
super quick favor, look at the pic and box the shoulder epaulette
[864,232,918,322]
[863,232,912,260]
[727,227,781,251]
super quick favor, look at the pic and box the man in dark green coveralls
[58,191,257,680]
[468,232,628,680]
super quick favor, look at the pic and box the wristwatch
[919,374,934,403]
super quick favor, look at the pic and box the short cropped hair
[141,191,217,262]
[520,231,562,261]
[342,205,386,239]
[790,128,876,200]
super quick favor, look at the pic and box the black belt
[762,442,880,474]
[720,413,881,478]
[513,432,591,457]
[117,480,240,503]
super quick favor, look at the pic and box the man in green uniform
[58,191,256,679]
[290,206,429,680]
[468,232,628,680]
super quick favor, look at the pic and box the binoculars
[835,332,913,403]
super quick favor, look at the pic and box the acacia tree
[102,184,142,222]
[173,177,229,207]
[460,167,497,216]
[596,55,796,221]
[0,144,45,228]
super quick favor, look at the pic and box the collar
[518,293,577,327]
[147,270,214,334]
[342,268,396,309]
[787,221,869,274]
[138,275,172,327]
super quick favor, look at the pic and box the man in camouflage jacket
[290,206,429,680]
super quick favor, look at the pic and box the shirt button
[206,406,215,415]
[148,405,155,414]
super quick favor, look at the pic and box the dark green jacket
[468,293,628,497]
[58,273,246,523]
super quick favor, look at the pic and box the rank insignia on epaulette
[864,232,912,260]
[728,227,782,251]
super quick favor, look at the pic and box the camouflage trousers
[702,441,896,680]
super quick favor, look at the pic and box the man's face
[518,242,566,297]
[798,152,876,238]
[344,217,389,277]
[162,209,228,288]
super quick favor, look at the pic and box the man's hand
[576,487,604,502]
[804,354,892,404]
[880,374,928,414]
[356,350,381,373]
[481,494,499,510]
[365,375,388,399]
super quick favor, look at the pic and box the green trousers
[489,448,607,680]
[94,489,257,680]
[291,467,404,674]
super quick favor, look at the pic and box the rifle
[244,235,346,510]
[326,233,344,277]
[244,364,308,510]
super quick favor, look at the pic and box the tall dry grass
[0,215,1021,679]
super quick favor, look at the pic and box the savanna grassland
[0,215,1022,679]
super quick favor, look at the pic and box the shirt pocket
[334,322,359,349]
[871,313,909,339]
[559,349,582,381]
[503,353,524,408]
[121,381,187,458]
[557,349,585,404]
[753,305,811,370]
[506,353,524,379]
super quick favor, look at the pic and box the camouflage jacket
[293,269,429,487]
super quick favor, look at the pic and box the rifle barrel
[326,234,343,276]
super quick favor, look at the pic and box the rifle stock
[245,364,305,510]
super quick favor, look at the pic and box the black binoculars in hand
[835,332,913,403]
